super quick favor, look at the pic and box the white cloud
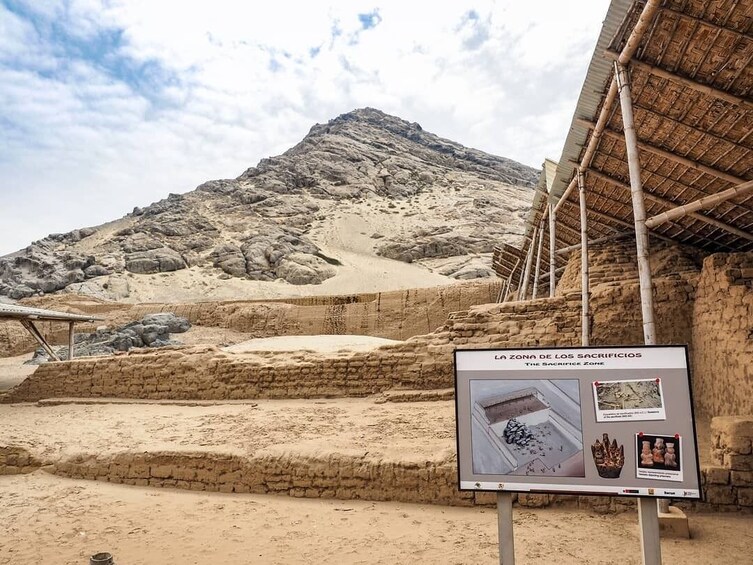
[0,0,609,255]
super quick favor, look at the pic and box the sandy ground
[1,472,751,565]
[0,352,35,391]
[0,399,455,462]
[224,334,400,353]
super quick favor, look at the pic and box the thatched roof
[506,0,752,287]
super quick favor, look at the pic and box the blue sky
[0,0,608,255]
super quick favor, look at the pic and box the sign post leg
[497,492,515,565]
[638,498,662,565]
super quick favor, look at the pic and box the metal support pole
[68,321,75,360]
[519,229,537,300]
[497,492,515,564]
[578,170,590,346]
[615,60,662,565]
[532,225,545,299]
[549,203,556,298]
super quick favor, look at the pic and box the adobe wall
[691,253,753,417]
[699,416,753,511]
[3,271,698,403]
[556,239,703,294]
[0,279,501,357]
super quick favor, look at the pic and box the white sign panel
[454,346,701,499]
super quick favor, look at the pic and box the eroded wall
[691,253,753,417]
[0,280,501,357]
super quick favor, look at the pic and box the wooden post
[549,203,556,297]
[615,60,662,565]
[504,259,521,302]
[20,320,61,362]
[578,170,590,346]
[497,492,515,564]
[532,224,545,299]
[519,228,537,301]
[68,321,75,361]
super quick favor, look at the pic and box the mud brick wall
[2,296,584,402]
[127,279,502,341]
[44,451,481,507]
[557,240,702,295]
[4,271,695,404]
[699,417,753,511]
[1,280,501,357]
[0,446,41,476]
[691,253,753,418]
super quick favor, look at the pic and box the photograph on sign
[470,379,584,477]
[592,378,666,422]
[635,433,683,482]
[454,346,701,499]
[590,433,625,479]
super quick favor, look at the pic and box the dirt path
[1,472,750,565]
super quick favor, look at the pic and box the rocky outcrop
[0,108,536,299]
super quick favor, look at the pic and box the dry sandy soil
[1,472,751,565]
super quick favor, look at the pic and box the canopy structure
[515,0,752,297]
[0,303,102,362]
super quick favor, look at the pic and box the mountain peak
[0,108,537,302]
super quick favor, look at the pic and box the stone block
[731,471,753,487]
[658,506,690,539]
[725,436,753,455]
[704,485,736,505]
[738,488,753,507]
[516,493,549,508]
[704,466,730,485]
[724,454,753,471]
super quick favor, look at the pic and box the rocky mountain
[0,108,537,302]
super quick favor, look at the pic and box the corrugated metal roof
[0,303,102,322]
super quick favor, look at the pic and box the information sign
[454,346,701,499]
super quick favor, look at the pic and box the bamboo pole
[554,0,662,217]
[556,232,634,255]
[503,259,521,302]
[578,171,590,346]
[519,228,537,300]
[616,60,665,564]
[582,166,753,243]
[616,61,657,345]
[645,179,753,228]
[549,203,556,297]
[532,224,545,299]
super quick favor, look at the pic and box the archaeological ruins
[0,0,751,562]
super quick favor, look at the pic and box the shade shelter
[0,303,103,362]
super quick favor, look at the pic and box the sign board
[454,346,701,499]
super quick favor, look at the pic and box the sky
[0,0,609,256]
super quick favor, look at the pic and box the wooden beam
[646,179,753,228]
[576,118,747,186]
[656,4,753,44]
[603,51,753,111]
[20,320,60,362]
[586,168,753,242]
[630,100,750,149]
[556,231,635,255]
